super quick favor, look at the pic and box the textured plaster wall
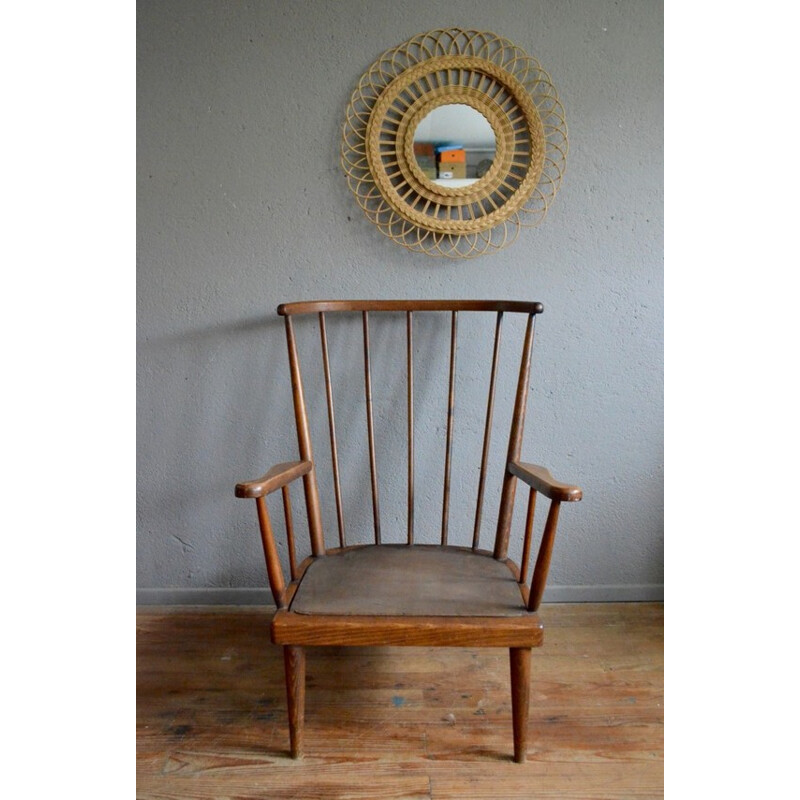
[137,0,663,602]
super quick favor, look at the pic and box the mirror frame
[342,28,568,259]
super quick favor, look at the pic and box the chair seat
[290,545,529,617]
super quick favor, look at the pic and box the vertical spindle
[528,500,561,611]
[518,488,537,586]
[494,313,536,561]
[407,311,414,546]
[362,311,381,544]
[319,312,346,548]
[281,485,298,582]
[284,316,325,557]
[473,311,504,550]
[255,496,286,608]
[441,310,458,545]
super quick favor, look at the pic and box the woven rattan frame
[341,28,568,258]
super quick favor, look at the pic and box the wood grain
[284,316,325,557]
[318,311,346,548]
[509,647,531,763]
[518,488,537,587]
[493,313,535,561]
[235,301,585,773]
[281,486,297,581]
[277,299,545,316]
[528,500,561,612]
[283,645,305,758]
[272,611,544,648]
[362,310,381,544]
[472,310,503,550]
[234,460,312,499]
[256,496,286,608]
[407,310,415,545]
[137,603,663,799]
[508,460,583,502]
[441,310,457,546]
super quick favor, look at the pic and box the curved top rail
[277,300,544,317]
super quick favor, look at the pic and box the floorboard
[137,603,663,799]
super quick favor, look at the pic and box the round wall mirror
[342,28,568,258]
[412,104,496,187]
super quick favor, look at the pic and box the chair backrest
[278,300,544,563]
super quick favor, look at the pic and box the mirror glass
[413,104,496,186]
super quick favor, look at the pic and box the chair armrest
[236,459,313,609]
[235,460,312,499]
[508,460,582,502]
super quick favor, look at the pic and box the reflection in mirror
[413,104,495,186]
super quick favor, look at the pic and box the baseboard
[542,584,663,602]
[136,587,272,606]
[136,584,663,606]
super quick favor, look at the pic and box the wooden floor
[137,603,663,799]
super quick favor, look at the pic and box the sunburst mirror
[341,28,568,259]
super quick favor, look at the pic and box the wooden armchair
[235,300,581,763]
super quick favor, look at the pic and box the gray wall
[137,0,663,604]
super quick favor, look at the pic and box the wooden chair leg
[509,647,531,763]
[283,645,306,758]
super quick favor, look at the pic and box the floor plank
[137,603,663,799]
